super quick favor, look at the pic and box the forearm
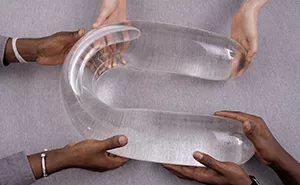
[4,38,40,64]
[120,0,127,17]
[241,0,269,12]
[0,148,74,185]
[270,149,300,185]
[27,147,72,179]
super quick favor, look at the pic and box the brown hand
[36,28,86,65]
[28,135,129,180]
[214,111,284,166]
[66,135,129,172]
[214,111,300,185]
[4,29,85,65]
[163,152,251,185]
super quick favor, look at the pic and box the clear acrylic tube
[61,21,254,166]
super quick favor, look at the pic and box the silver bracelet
[41,149,48,178]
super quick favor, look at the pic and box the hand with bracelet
[3,28,86,66]
[0,29,129,185]
[28,135,129,179]
[163,111,300,185]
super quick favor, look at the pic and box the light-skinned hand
[92,0,127,28]
[231,0,268,62]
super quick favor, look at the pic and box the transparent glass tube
[61,21,253,166]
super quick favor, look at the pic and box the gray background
[0,0,299,184]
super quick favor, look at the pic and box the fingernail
[244,121,252,132]
[193,152,203,160]
[93,23,100,28]
[118,135,127,145]
[78,29,85,37]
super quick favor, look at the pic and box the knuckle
[104,136,119,149]
[98,141,108,150]
[204,157,213,167]
[106,139,114,149]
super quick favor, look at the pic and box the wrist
[269,147,298,170]
[4,38,41,64]
[47,147,75,171]
[263,142,289,167]
[28,147,72,179]
[16,38,40,62]
[40,148,72,176]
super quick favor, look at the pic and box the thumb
[101,135,128,150]
[242,120,259,143]
[66,28,86,47]
[72,28,86,40]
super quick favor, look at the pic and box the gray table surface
[0,0,299,184]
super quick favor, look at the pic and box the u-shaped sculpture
[61,21,253,166]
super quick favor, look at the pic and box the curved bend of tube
[66,24,141,96]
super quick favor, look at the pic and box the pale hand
[92,0,127,28]
[231,2,260,63]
